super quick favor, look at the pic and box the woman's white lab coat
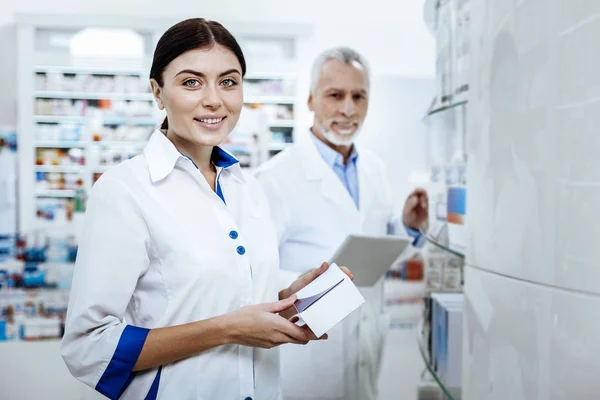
[61,130,282,400]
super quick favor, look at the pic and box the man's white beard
[323,125,362,146]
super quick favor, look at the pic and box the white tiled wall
[464,0,600,398]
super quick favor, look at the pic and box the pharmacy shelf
[35,189,77,198]
[34,115,86,123]
[417,319,461,400]
[35,141,86,148]
[93,166,113,173]
[269,142,292,151]
[18,18,305,239]
[268,119,294,128]
[425,287,464,296]
[34,115,159,125]
[34,91,154,101]
[34,66,145,76]
[34,165,85,173]
[424,232,465,259]
[90,140,148,147]
[425,101,468,118]
[244,96,295,105]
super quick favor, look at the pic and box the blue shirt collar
[310,130,359,168]
[178,146,239,169]
[211,146,239,168]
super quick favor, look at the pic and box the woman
[61,18,347,400]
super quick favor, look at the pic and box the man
[255,47,429,400]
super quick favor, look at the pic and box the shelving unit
[33,115,158,125]
[417,319,461,400]
[34,140,85,148]
[34,91,156,101]
[425,100,468,118]
[268,119,295,128]
[423,229,465,259]
[419,105,467,399]
[419,1,471,398]
[34,165,84,173]
[35,189,77,198]
[268,142,292,151]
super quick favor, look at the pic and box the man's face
[309,59,369,146]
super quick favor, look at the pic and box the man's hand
[278,262,354,320]
[402,188,429,233]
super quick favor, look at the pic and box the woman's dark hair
[150,18,247,129]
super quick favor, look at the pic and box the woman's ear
[150,79,164,110]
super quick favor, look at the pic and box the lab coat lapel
[297,139,358,216]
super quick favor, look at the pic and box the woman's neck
[166,129,215,177]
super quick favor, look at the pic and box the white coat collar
[296,134,375,220]
[144,129,245,184]
[298,134,373,181]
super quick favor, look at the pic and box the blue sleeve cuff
[404,225,426,248]
[96,325,150,400]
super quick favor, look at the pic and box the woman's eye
[221,78,237,87]
[184,79,200,88]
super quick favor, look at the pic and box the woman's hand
[278,262,354,320]
[224,295,326,349]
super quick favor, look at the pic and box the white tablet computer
[328,234,413,287]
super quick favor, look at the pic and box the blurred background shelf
[267,119,294,128]
[35,189,77,198]
[34,115,160,125]
[18,20,304,237]
[34,66,145,76]
[268,142,292,151]
[35,141,85,148]
[425,100,468,118]
[417,319,461,400]
[89,140,148,147]
[34,165,84,173]
[34,91,154,101]
[424,233,465,259]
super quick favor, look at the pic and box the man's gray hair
[310,47,370,94]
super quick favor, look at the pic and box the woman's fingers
[263,295,297,313]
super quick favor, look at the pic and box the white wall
[358,75,433,207]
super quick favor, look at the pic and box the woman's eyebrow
[175,68,241,78]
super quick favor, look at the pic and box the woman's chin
[191,128,230,146]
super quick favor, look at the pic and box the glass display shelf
[417,319,462,400]
[425,100,468,118]
[424,234,465,259]
[422,229,465,259]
